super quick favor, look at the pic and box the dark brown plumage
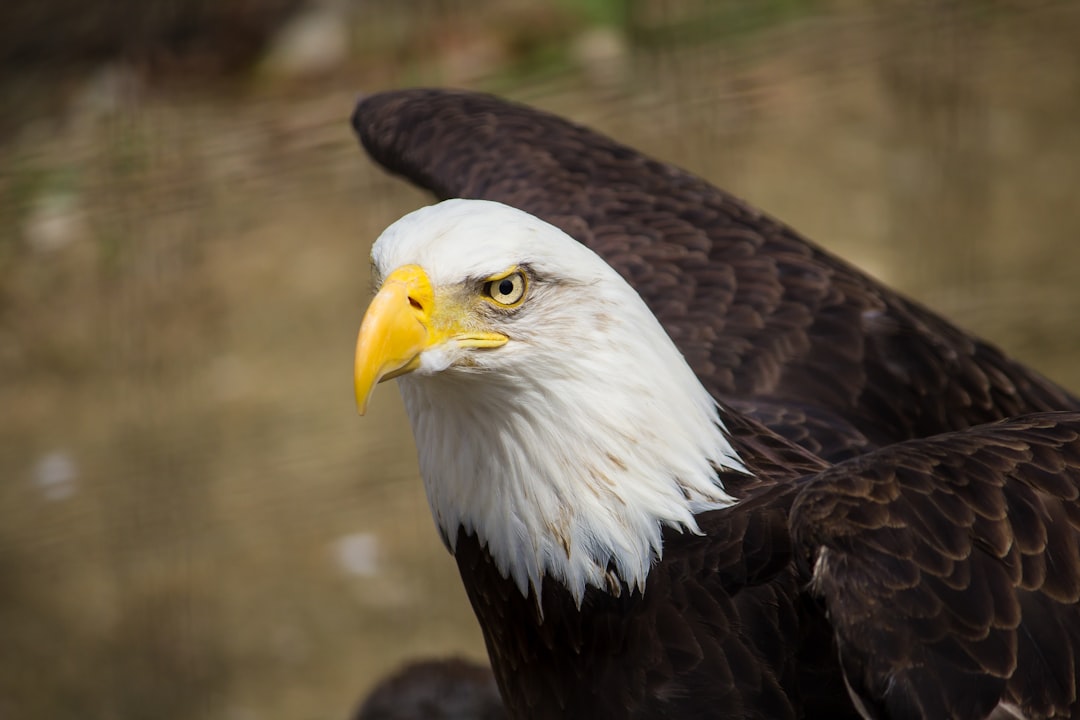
[349,89,1080,719]
[791,414,1080,719]
[355,658,505,720]
[352,88,1080,461]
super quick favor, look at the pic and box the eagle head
[353,199,747,603]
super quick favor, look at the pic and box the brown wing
[724,397,875,464]
[791,411,1080,719]
[351,89,1080,458]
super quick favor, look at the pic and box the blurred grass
[1,1,1079,719]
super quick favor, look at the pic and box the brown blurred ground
[2,1,1080,718]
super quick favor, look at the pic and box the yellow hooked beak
[354,264,509,414]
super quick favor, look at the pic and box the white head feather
[370,198,748,606]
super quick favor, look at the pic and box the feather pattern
[793,413,1080,719]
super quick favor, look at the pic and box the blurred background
[2,0,1079,717]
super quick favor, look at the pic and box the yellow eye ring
[483,269,527,307]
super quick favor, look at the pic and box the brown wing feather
[724,397,875,463]
[351,89,1080,458]
[791,411,1080,719]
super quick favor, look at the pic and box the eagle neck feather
[398,291,748,607]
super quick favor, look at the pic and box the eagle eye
[484,271,527,307]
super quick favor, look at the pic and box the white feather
[371,199,749,605]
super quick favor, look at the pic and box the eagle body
[349,91,1080,719]
[453,428,848,720]
[453,516,818,720]
[450,408,1080,720]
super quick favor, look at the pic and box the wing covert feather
[792,411,1080,719]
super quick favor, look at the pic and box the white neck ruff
[397,288,748,606]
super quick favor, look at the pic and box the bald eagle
[349,89,1080,717]
[352,89,1080,462]
[354,198,1080,719]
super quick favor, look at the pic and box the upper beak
[354,264,434,414]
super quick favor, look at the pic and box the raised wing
[351,89,1079,457]
[792,411,1080,719]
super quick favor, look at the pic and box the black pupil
[498,278,515,296]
